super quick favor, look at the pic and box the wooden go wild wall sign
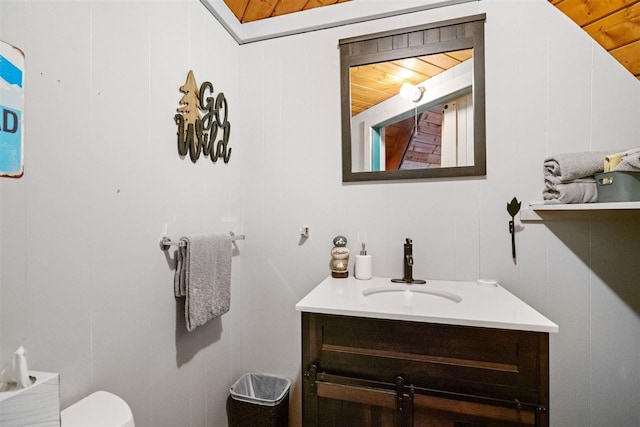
[175,70,231,163]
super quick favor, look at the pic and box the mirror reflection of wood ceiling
[223,0,638,81]
[349,50,473,117]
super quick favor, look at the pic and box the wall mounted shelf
[520,201,640,221]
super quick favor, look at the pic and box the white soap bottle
[355,242,372,280]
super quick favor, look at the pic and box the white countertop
[296,276,558,333]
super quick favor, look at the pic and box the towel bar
[159,232,245,251]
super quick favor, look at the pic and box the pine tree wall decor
[175,70,231,163]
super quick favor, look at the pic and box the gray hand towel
[174,233,232,331]
[543,151,608,182]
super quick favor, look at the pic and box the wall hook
[507,197,521,260]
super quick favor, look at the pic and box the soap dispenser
[354,242,372,280]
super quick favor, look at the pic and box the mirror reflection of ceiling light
[400,82,424,102]
[395,69,415,80]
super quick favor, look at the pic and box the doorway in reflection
[369,90,473,172]
[383,103,444,170]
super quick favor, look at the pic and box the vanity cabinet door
[303,373,538,427]
[303,313,548,403]
[412,393,537,427]
[302,312,549,427]
[312,381,404,427]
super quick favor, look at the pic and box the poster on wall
[0,40,24,178]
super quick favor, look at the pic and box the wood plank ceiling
[549,0,640,79]
[223,0,639,80]
[223,0,350,23]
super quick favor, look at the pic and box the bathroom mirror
[340,14,486,182]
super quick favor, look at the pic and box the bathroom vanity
[296,277,558,427]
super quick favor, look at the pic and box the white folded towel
[174,233,232,331]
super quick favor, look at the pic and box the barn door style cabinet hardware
[302,313,549,426]
[175,70,231,164]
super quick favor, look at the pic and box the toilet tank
[61,391,134,427]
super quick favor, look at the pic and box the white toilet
[61,391,135,427]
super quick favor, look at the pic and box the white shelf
[531,201,640,211]
[521,201,640,221]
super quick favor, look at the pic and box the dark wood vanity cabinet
[302,313,549,427]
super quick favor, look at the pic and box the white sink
[362,284,462,308]
[295,276,559,333]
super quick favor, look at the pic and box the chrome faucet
[391,238,426,284]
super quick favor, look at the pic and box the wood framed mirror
[340,14,486,182]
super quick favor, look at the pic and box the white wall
[237,1,640,426]
[1,0,639,427]
[0,1,243,426]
